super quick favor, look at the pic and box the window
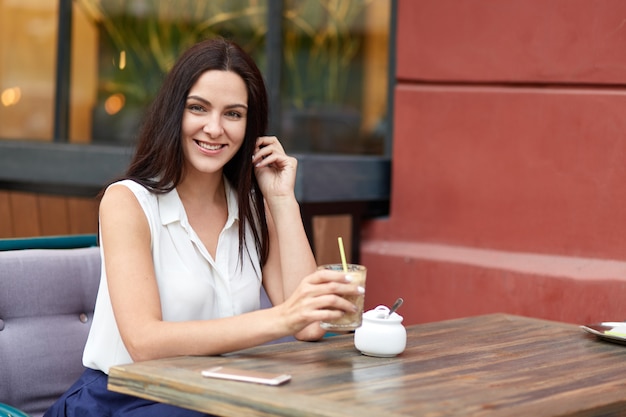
[0,1,58,141]
[0,0,391,155]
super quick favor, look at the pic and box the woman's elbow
[294,323,326,342]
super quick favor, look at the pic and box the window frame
[0,0,394,219]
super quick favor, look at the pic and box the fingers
[299,270,365,311]
[255,135,284,151]
[280,270,366,335]
[307,270,364,293]
[309,293,359,314]
[252,136,291,168]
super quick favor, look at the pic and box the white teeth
[197,141,222,151]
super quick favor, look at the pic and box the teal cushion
[0,234,97,251]
[0,403,30,417]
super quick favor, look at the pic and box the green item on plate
[604,329,626,338]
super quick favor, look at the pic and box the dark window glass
[280,0,390,155]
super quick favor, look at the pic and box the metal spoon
[386,297,404,318]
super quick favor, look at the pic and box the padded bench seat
[0,246,101,416]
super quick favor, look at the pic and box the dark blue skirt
[43,368,213,417]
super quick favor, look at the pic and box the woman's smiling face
[181,70,248,177]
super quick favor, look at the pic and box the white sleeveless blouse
[82,179,262,373]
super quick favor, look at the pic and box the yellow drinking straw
[338,237,348,273]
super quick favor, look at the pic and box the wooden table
[108,313,626,416]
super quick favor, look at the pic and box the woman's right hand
[277,269,365,340]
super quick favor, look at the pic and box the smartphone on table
[201,366,291,386]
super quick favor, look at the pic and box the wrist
[265,194,299,215]
[272,303,300,336]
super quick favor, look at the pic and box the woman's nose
[203,114,224,138]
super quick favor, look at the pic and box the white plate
[581,322,626,345]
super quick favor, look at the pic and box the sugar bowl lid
[363,305,404,322]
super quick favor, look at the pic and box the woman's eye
[188,104,205,112]
[225,111,243,119]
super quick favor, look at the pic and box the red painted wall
[362,0,626,325]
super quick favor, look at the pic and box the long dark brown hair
[123,37,269,268]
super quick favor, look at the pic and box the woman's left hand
[252,136,297,199]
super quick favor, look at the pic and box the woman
[44,38,363,417]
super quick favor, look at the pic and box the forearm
[266,196,317,298]
[124,307,292,361]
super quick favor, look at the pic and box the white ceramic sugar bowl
[354,305,407,357]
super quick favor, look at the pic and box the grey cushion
[0,247,101,417]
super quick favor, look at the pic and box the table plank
[108,314,626,416]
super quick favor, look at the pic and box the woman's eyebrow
[187,95,209,104]
[187,95,247,110]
